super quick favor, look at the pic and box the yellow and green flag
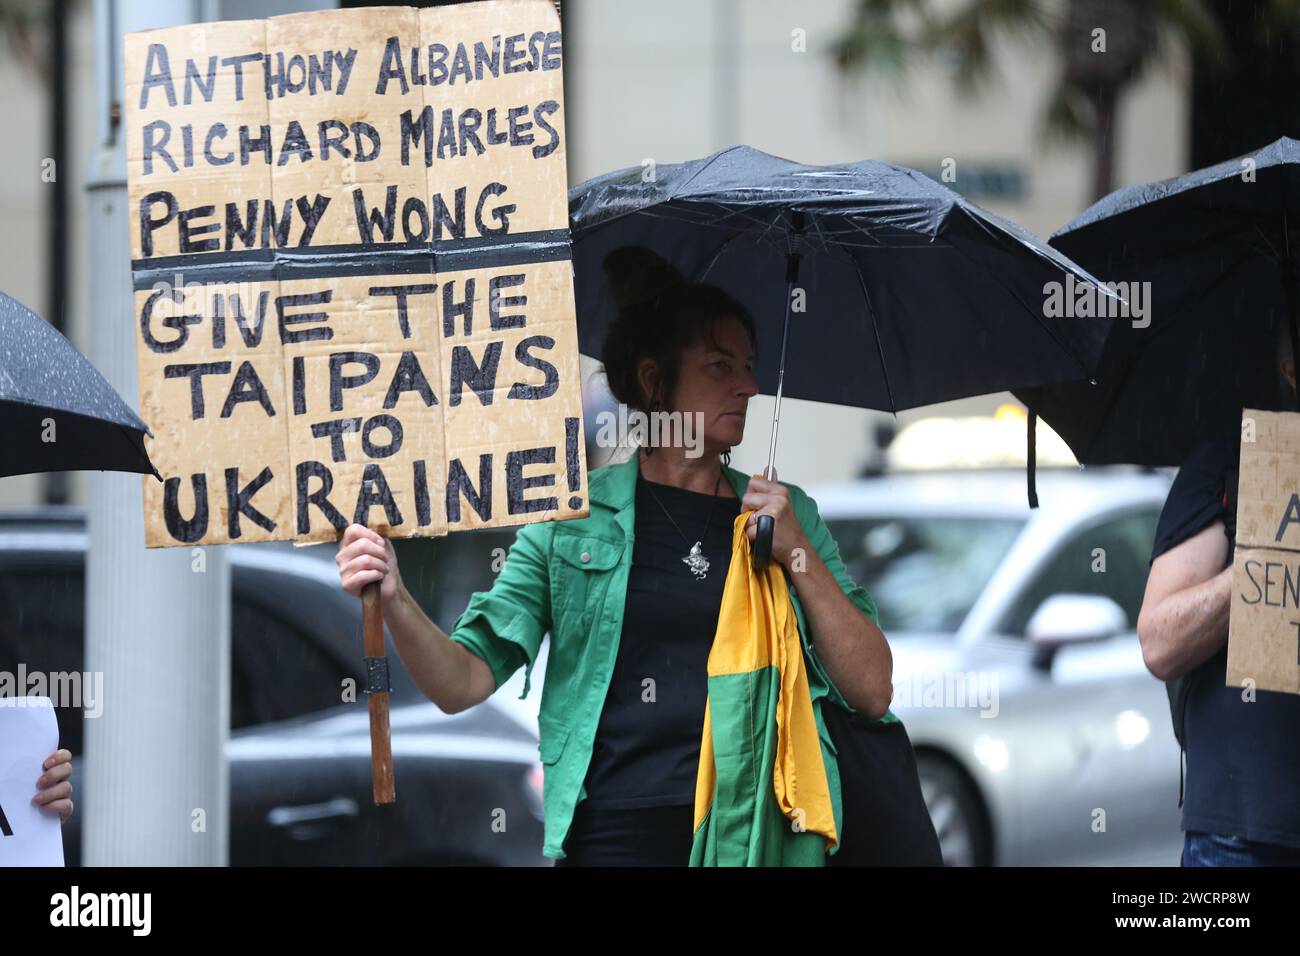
[691,512,839,866]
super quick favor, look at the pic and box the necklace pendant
[683,541,709,580]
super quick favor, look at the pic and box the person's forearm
[791,553,893,718]
[1139,565,1233,681]
[382,582,488,713]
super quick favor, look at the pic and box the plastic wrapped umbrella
[0,291,159,480]
[569,145,1117,557]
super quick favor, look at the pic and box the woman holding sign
[335,247,938,866]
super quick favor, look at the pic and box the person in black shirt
[1138,333,1300,865]
[560,474,741,865]
[550,246,896,865]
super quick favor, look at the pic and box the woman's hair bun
[602,245,687,312]
[599,244,757,417]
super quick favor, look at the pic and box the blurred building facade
[0,0,1190,507]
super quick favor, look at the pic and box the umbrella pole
[753,242,803,569]
[362,576,396,804]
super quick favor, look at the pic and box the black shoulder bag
[821,700,943,866]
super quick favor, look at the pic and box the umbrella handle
[752,228,802,573]
[753,514,774,569]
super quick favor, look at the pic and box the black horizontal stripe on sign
[130,230,573,290]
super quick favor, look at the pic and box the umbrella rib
[809,213,855,263]
[760,205,811,252]
[813,212,940,268]
[1253,221,1281,261]
[808,216,888,248]
[629,202,788,247]
[626,196,942,251]
[609,199,944,252]
[1080,283,1235,461]
[1253,219,1287,263]
[608,200,761,233]
[695,228,752,283]
[688,201,826,259]
[116,421,162,480]
[806,214,903,414]
[1183,246,1275,321]
[843,245,899,415]
[629,204,725,228]
[811,221,946,250]
[947,220,1097,383]
[1077,239,1278,459]
[793,215,838,256]
[664,145,746,202]
[698,204,802,249]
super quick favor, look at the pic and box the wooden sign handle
[362,577,395,804]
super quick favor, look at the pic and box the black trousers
[554,802,694,867]
[555,709,942,867]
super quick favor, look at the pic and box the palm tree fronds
[1153,0,1228,71]
[1040,75,1094,145]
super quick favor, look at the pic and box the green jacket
[448,452,895,860]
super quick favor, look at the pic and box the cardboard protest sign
[0,698,64,867]
[1227,409,1300,695]
[124,2,586,548]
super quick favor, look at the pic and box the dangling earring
[722,450,732,468]
[645,395,660,457]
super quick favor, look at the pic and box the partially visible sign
[1227,409,1300,695]
[0,698,64,867]
[124,1,587,548]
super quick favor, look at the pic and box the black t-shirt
[1152,437,1300,848]
[577,474,742,811]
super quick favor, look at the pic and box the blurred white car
[810,466,1180,865]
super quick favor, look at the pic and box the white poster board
[0,697,65,867]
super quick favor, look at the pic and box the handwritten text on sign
[125,2,587,547]
[1228,409,1300,695]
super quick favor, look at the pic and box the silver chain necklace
[642,466,724,581]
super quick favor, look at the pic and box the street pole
[84,0,230,866]
[43,0,70,506]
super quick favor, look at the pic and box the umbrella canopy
[1017,136,1300,467]
[0,291,159,480]
[569,145,1116,415]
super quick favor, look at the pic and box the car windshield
[824,515,1025,633]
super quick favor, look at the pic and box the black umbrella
[569,145,1117,556]
[1017,136,1300,468]
[0,291,160,480]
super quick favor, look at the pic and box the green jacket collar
[588,453,752,517]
